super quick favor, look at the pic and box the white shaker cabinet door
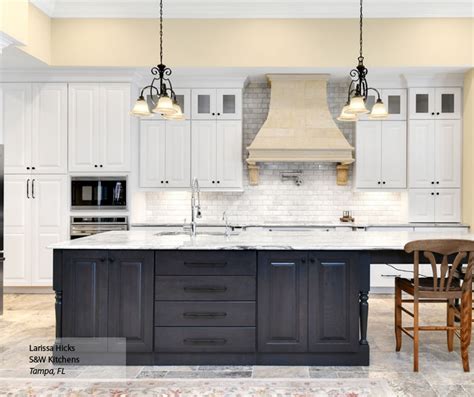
[434,189,461,223]
[215,121,243,188]
[434,119,461,188]
[1,84,32,174]
[408,189,435,223]
[31,83,68,174]
[68,84,100,172]
[139,121,166,188]
[4,175,31,286]
[191,121,217,187]
[165,121,191,188]
[408,120,436,188]
[381,121,406,188]
[99,83,131,172]
[30,175,68,286]
[355,122,382,188]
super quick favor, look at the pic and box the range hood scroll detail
[246,74,354,186]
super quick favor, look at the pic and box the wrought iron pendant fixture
[131,0,184,120]
[338,0,388,122]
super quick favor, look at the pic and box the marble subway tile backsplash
[144,81,408,225]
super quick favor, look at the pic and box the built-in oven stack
[70,217,129,239]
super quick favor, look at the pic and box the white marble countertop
[50,229,474,251]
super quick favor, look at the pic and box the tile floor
[0,293,473,396]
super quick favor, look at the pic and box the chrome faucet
[222,211,231,237]
[191,178,202,236]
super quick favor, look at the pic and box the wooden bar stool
[395,239,473,372]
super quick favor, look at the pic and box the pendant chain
[160,0,164,65]
[359,0,363,60]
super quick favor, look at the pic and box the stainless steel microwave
[71,177,127,210]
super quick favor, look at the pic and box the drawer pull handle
[184,338,227,346]
[381,274,401,278]
[183,286,227,293]
[183,312,227,319]
[184,262,226,268]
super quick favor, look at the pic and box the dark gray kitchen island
[50,229,474,366]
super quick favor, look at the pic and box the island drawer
[155,251,256,276]
[155,276,256,301]
[155,301,256,326]
[154,327,256,352]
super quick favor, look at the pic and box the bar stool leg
[413,298,419,372]
[447,298,455,352]
[461,291,472,372]
[395,279,402,351]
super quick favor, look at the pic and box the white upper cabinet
[31,83,68,174]
[408,189,436,223]
[191,120,217,187]
[192,120,242,189]
[434,120,461,188]
[69,83,131,172]
[1,84,32,173]
[355,122,382,188]
[215,121,243,188]
[408,119,461,188]
[359,89,406,121]
[139,120,191,188]
[0,83,67,174]
[145,88,191,120]
[409,88,461,120]
[192,89,242,120]
[68,83,100,171]
[408,120,436,188]
[99,83,131,172]
[355,121,406,189]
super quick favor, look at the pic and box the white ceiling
[31,0,474,19]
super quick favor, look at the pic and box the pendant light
[338,0,388,122]
[131,0,183,120]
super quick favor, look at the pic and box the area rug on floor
[0,378,396,397]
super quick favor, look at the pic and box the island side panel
[53,249,63,338]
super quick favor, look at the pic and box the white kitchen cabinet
[355,121,406,189]
[4,175,68,286]
[0,83,67,175]
[191,121,217,188]
[69,83,131,172]
[192,89,242,120]
[408,119,461,188]
[409,87,461,120]
[192,120,242,189]
[408,188,460,223]
[359,89,406,121]
[145,89,191,120]
[434,120,461,188]
[139,120,191,188]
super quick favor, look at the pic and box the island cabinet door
[62,250,109,338]
[257,252,308,352]
[108,251,154,353]
[308,253,360,352]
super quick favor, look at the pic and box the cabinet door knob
[99,257,106,262]
[94,165,98,168]
[436,112,440,115]
[436,192,440,196]
[217,181,220,184]
[377,181,381,185]
[431,181,434,184]
[109,257,115,263]
[161,181,164,184]
[431,112,435,115]
[26,167,30,170]
[436,181,439,184]
[99,165,103,168]
[431,192,435,195]
[217,113,221,116]
[301,259,306,264]
[32,167,35,170]
[212,181,215,184]
[166,181,169,184]
[382,181,386,184]
[212,112,215,116]
[310,258,315,264]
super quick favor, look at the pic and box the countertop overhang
[49,229,474,251]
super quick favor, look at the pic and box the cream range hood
[246,74,354,185]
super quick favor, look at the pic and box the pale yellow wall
[0,0,28,44]
[51,18,473,68]
[463,68,474,226]
[19,3,51,64]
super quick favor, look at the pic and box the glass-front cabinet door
[409,88,435,119]
[435,87,461,120]
[191,89,217,119]
[216,89,242,120]
[382,89,407,121]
